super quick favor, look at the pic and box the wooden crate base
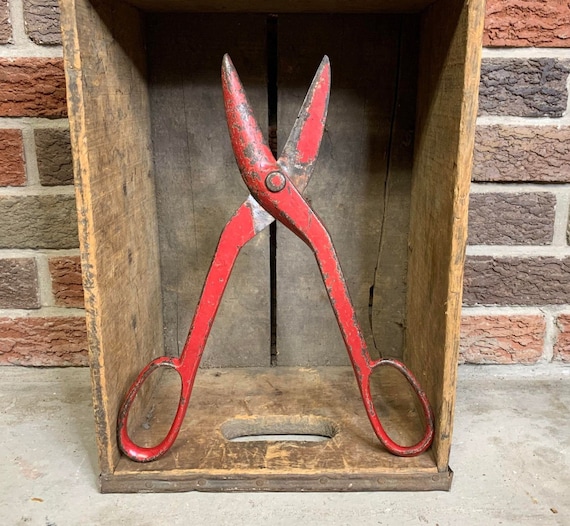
[106,367,452,492]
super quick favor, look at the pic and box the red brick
[554,314,570,363]
[0,58,67,118]
[474,125,570,183]
[484,0,570,47]
[0,0,11,44]
[49,256,84,308]
[460,314,546,364]
[0,316,88,366]
[0,129,25,186]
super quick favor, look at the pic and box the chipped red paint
[118,54,433,463]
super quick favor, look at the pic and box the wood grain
[125,0,437,14]
[60,0,162,475]
[406,0,485,471]
[147,14,271,367]
[275,15,414,366]
[109,366,448,492]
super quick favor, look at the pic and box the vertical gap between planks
[369,16,404,356]
[267,14,279,366]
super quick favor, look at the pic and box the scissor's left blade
[222,54,279,185]
[279,56,331,193]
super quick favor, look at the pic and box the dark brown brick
[0,129,25,186]
[35,128,73,186]
[0,316,88,366]
[0,0,11,44]
[460,314,545,364]
[479,59,570,117]
[468,193,555,245]
[23,0,61,45]
[49,256,83,308]
[0,258,39,309]
[0,58,67,118]
[464,256,570,306]
[0,195,78,249]
[474,125,570,183]
[484,0,570,48]
[554,314,570,363]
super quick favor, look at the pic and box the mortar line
[461,305,551,316]
[0,248,80,258]
[553,191,570,246]
[0,185,76,196]
[20,125,40,186]
[470,182,570,194]
[0,117,69,129]
[35,252,55,307]
[466,245,570,258]
[0,307,85,318]
[482,47,570,59]
[540,307,557,363]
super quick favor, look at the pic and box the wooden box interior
[60,0,484,492]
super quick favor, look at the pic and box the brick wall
[0,0,569,367]
[462,0,570,365]
[0,0,87,365]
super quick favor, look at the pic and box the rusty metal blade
[222,54,279,187]
[278,56,331,193]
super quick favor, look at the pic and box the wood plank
[60,0,161,475]
[406,0,485,471]
[275,15,415,366]
[147,14,271,367]
[109,366,448,492]
[126,0,437,14]
[370,18,419,359]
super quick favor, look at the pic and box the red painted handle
[360,358,434,457]
[117,356,191,462]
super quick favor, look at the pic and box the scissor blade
[222,54,279,186]
[278,56,331,193]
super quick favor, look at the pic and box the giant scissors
[118,55,435,462]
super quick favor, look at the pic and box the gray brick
[0,0,11,44]
[0,195,78,249]
[468,193,555,245]
[23,0,61,45]
[464,256,570,306]
[35,129,74,186]
[0,258,39,309]
[479,59,570,117]
[474,125,570,183]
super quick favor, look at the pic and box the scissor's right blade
[279,56,331,193]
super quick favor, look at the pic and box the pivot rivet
[265,171,286,192]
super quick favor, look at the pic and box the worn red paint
[118,54,434,463]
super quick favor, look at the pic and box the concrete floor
[0,366,568,526]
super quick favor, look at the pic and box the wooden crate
[60,0,484,492]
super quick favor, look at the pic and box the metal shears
[118,54,434,462]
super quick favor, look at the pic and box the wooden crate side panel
[147,14,270,368]
[276,15,416,366]
[406,0,484,470]
[60,0,162,475]
[125,0,437,14]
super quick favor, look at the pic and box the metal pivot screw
[265,171,286,192]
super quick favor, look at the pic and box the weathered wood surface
[109,366,448,492]
[60,0,162,475]
[275,15,416,366]
[406,0,485,471]
[147,14,271,367]
[126,0,437,14]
